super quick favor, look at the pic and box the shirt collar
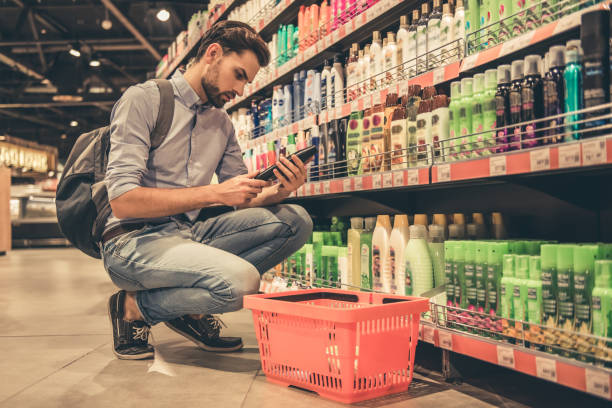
[171,70,204,110]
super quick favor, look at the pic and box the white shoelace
[132,325,150,341]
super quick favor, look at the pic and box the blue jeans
[101,204,312,325]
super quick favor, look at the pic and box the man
[102,21,312,360]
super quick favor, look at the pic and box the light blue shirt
[104,70,247,232]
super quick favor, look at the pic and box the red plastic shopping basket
[243,288,429,404]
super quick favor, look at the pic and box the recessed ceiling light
[61,134,68,139]
[101,7,112,30]
[70,121,79,127]
[156,9,170,22]
[69,44,81,58]
[40,28,47,35]
[89,59,101,67]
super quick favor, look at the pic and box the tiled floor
[0,248,605,407]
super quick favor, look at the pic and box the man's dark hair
[195,20,270,67]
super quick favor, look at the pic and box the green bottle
[513,255,530,322]
[486,0,500,46]
[312,232,324,287]
[541,244,558,328]
[304,244,314,285]
[573,245,599,336]
[454,241,467,308]
[347,111,363,175]
[501,254,516,319]
[444,241,456,306]
[475,241,488,313]
[324,246,340,288]
[527,256,543,324]
[465,0,481,53]
[459,78,474,160]
[286,133,297,155]
[464,241,478,310]
[563,48,583,141]
[338,247,348,289]
[511,0,526,36]
[482,69,498,156]
[448,81,462,162]
[471,74,485,157]
[498,0,513,42]
[556,244,575,331]
[525,0,541,31]
[487,242,508,316]
[360,217,375,291]
[592,260,612,337]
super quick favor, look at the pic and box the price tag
[372,92,381,106]
[438,331,453,350]
[558,143,581,168]
[343,178,351,192]
[535,357,557,382]
[314,182,321,195]
[354,176,363,191]
[586,369,611,399]
[364,95,372,109]
[301,184,308,196]
[372,174,382,189]
[554,13,579,35]
[422,325,435,344]
[345,21,354,36]
[582,139,607,166]
[530,148,551,172]
[335,106,343,119]
[332,28,341,44]
[433,67,446,84]
[399,81,408,97]
[351,99,359,113]
[383,173,393,188]
[322,180,331,195]
[305,46,316,61]
[437,164,451,182]
[461,54,478,72]
[365,7,375,22]
[489,155,507,176]
[496,345,515,369]
[407,169,419,185]
[394,171,404,186]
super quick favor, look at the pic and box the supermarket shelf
[460,1,607,74]
[418,321,612,400]
[255,0,300,41]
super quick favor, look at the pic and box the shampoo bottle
[428,0,443,69]
[471,73,485,157]
[429,224,446,288]
[501,254,516,319]
[405,224,434,296]
[495,64,511,153]
[348,217,364,290]
[556,245,575,332]
[459,77,474,159]
[563,47,582,141]
[573,245,599,335]
[360,217,376,290]
[448,81,462,161]
[527,255,544,324]
[431,95,450,162]
[372,215,392,292]
[454,0,466,58]
[482,68,498,155]
[397,15,410,70]
[540,244,558,329]
[389,214,410,294]
[543,46,565,144]
[347,111,363,175]
[509,59,524,151]
[369,31,383,92]
[408,10,420,77]
[520,55,544,149]
[416,3,430,75]
[592,260,612,337]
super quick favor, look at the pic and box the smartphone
[254,145,317,181]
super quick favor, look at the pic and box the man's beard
[201,62,233,108]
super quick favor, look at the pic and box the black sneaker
[165,315,243,352]
[108,290,154,360]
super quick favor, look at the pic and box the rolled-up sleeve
[215,122,248,183]
[105,85,157,201]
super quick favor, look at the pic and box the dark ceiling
[0,0,210,160]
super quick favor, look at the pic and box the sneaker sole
[107,294,154,360]
[164,322,244,353]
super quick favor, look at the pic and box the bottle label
[372,246,382,291]
[476,265,486,306]
[445,260,454,301]
[405,259,413,295]
[389,246,397,293]
[486,265,498,312]
[528,288,537,300]
[390,119,407,166]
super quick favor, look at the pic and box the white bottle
[270,33,278,67]
[272,85,282,129]
[440,3,455,64]
[346,43,359,102]
[383,32,398,86]
[320,59,332,112]
[313,71,321,114]
[396,15,410,72]
[407,10,419,78]
[356,49,365,99]
[347,217,364,290]
[361,44,371,96]
[283,84,293,126]
[454,0,466,59]
[331,55,345,108]
[304,70,316,116]
[427,0,442,69]
[372,215,391,293]
[369,31,383,92]
[389,214,410,295]
[404,224,433,296]
[428,224,446,288]
[416,3,429,74]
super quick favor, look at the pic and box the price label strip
[354,176,363,191]
[437,164,451,182]
[422,325,435,344]
[530,148,551,172]
[558,143,581,168]
[393,171,404,186]
[438,331,453,351]
[535,357,557,383]
[343,178,351,192]
[383,172,393,188]
[372,174,382,190]
[496,345,515,369]
[585,369,611,399]
[489,155,507,176]
[407,169,419,185]
[582,139,607,166]
[323,180,331,195]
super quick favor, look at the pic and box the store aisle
[0,249,591,407]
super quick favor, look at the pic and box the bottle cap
[372,31,382,42]
[400,15,409,27]
[456,0,464,7]
[429,224,444,240]
[453,213,465,224]
[413,214,428,226]
[475,241,487,263]
[503,254,515,277]
[387,32,396,43]
[516,255,530,279]
[422,86,437,99]
[433,214,448,226]
[511,60,524,81]
[464,240,476,262]
[540,244,557,269]
[581,10,610,60]
[543,52,549,74]
[394,214,409,228]
[566,39,583,55]
[323,58,332,68]
[565,47,580,64]
[350,216,364,229]
[497,64,511,85]
[549,45,566,69]
[293,72,299,81]
[358,49,364,59]
[364,216,376,230]
[492,212,504,225]
[460,78,473,96]
[448,223,466,239]
[409,224,427,239]
[484,69,497,90]
[376,214,391,230]
[412,10,420,23]
[443,3,451,15]
[383,37,388,48]
[556,244,575,270]
[595,260,612,287]
[523,55,542,77]
[450,81,461,98]
[529,256,541,280]
[434,0,442,8]
[574,245,599,274]
[422,3,429,15]
[473,73,485,93]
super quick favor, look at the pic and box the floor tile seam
[240,369,260,408]
[0,340,109,405]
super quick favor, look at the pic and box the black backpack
[55,79,175,258]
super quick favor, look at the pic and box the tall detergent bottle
[540,244,558,329]
[429,224,446,288]
[448,81,461,161]
[445,241,456,306]
[389,214,410,295]
[464,240,478,310]
[501,254,516,319]
[405,224,433,296]
[372,215,392,293]
[574,245,599,336]
[556,245,575,332]
[459,77,473,160]
[487,241,508,317]
[360,217,376,291]
[592,260,612,338]
[347,111,363,175]
[526,255,543,325]
[347,217,364,290]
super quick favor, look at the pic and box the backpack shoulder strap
[150,78,175,150]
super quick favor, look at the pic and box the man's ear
[204,43,223,64]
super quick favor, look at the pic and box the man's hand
[273,155,310,193]
[213,171,269,207]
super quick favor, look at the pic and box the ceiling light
[40,28,47,35]
[156,9,170,22]
[89,59,101,67]
[101,8,112,30]
[60,134,67,139]
[69,44,81,58]
[70,121,79,127]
